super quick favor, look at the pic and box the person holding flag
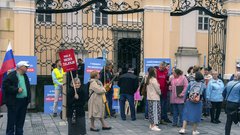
[0,43,16,119]
[0,44,16,106]
[1,43,31,135]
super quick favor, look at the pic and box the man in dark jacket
[118,67,138,121]
[3,61,31,135]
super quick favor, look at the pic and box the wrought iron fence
[35,0,144,75]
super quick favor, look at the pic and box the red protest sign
[59,49,77,72]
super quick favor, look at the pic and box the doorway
[117,38,141,75]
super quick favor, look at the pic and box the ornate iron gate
[208,18,226,76]
[171,0,227,76]
[35,0,144,75]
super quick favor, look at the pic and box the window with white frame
[95,3,108,25]
[198,11,209,30]
[37,0,52,23]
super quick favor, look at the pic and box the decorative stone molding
[144,5,171,13]
[0,1,14,8]
[227,10,240,16]
[224,0,240,4]
[13,6,35,14]
[175,47,201,56]
[15,0,35,2]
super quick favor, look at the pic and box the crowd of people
[2,59,240,135]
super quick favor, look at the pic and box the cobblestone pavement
[0,112,239,135]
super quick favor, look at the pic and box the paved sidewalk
[0,112,239,135]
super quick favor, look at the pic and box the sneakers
[192,130,200,135]
[150,126,161,131]
[179,128,186,134]
[179,129,199,135]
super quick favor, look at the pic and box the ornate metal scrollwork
[35,0,144,75]
[36,0,144,14]
[171,0,227,18]
[208,18,226,77]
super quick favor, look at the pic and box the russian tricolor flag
[0,43,16,106]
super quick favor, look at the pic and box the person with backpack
[223,72,240,135]
[206,70,225,124]
[67,78,87,135]
[179,72,205,135]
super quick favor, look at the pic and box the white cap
[237,63,240,68]
[17,61,30,68]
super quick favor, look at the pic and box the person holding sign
[52,60,65,117]
[169,69,188,127]
[88,71,111,132]
[67,77,87,135]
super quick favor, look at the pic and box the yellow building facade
[1,0,240,79]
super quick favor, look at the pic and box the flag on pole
[0,43,16,106]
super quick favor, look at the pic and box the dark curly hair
[195,71,204,82]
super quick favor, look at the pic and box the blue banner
[84,58,104,84]
[44,85,62,114]
[15,56,37,85]
[144,58,171,74]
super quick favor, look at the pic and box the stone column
[13,0,35,56]
[143,0,171,58]
[13,0,36,109]
[175,11,200,73]
[224,0,240,78]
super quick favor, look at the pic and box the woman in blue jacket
[206,70,225,124]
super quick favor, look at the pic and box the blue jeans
[145,99,148,118]
[119,94,136,120]
[106,89,114,115]
[172,104,184,126]
[161,97,169,120]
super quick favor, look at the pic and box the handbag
[176,77,185,97]
[176,86,184,97]
[140,77,147,97]
[134,87,142,101]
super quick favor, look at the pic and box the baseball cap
[237,63,240,68]
[16,61,30,68]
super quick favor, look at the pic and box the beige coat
[147,77,161,101]
[88,79,106,119]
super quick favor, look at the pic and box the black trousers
[68,117,86,135]
[210,102,222,121]
[6,98,28,135]
[225,102,239,135]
